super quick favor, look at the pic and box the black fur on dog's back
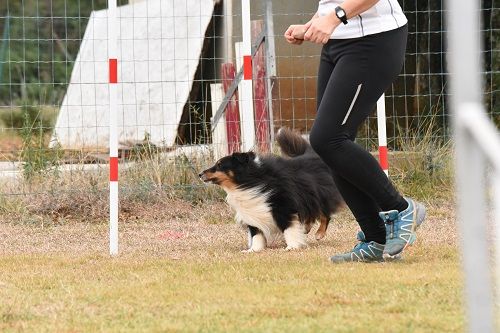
[273,127,343,224]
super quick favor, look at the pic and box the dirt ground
[0,198,458,259]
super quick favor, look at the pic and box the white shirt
[317,0,408,39]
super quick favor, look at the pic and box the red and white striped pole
[240,0,256,151]
[377,94,389,176]
[108,0,119,256]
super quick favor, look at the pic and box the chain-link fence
[265,0,498,146]
[0,0,498,204]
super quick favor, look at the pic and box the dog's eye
[216,162,222,169]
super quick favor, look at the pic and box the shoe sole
[330,257,385,264]
[383,200,426,261]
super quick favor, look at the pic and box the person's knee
[309,127,346,157]
[309,127,328,156]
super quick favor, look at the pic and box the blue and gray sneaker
[330,231,385,263]
[379,197,426,260]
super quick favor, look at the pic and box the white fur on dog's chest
[225,187,278,238]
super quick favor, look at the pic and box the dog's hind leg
[315,215,330,240]
[283,216,307,250]
[242,226,267,253]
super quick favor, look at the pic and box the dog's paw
[241,248,264,253]
[285,244,307,251]
[315,230,326,240]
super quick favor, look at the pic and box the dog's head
[199,152,256,190]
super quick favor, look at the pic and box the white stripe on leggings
[342,84,363,125]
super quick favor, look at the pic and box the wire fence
[0,0,498,202]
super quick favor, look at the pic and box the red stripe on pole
[110,157,118,181]
[243,55,252,80]
[109,58,118,83]
[379,146,389,170]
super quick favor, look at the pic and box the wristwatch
[335,6,348,25]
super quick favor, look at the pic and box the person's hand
[284,24,307,45]
[304,14,340,44]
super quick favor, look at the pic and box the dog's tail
[276,127,314,158]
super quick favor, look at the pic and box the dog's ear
[232,152,251,164]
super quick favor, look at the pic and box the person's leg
[311,26,428,262]
[316,39,387,245]
[310,26,408,215]
[331,171,386,244]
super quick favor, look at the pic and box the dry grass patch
[1,247,462,333]
[0,199,463,332]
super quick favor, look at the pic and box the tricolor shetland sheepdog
[199,128,343,252]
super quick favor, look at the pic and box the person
[284,0,426,263]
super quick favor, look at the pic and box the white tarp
[51,0,215,149]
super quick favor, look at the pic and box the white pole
[210,83,228,160]
[108,0,119,256]
[223,0,234,62]
[376,94,388,176]
[458,108,500,326]
[240,0,256,151]
[495,168,500,323]
[265,0,276,149]
[447,0,495,330]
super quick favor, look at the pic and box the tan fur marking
[203,171,237,190]
[315,215,330,240]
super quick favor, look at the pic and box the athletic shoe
[330,231,385,263]
[379,197,426,260]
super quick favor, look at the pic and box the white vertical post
[447,0,494,330]
[240,0,256,151]
[457,108,500,330]
[108,0,119,256]
[265,0,276,149]
[456,115,492,332]
[495,170,500,322]
[376,94,388,176]
[223,0,234,63]
[210,83,228,160]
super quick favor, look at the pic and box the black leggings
[309,25,409,244]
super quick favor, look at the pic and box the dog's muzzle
[199,172,209,182]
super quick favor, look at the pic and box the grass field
[0,197,464,332]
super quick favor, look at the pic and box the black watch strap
[335,6,348,25]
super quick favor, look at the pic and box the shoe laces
[387,219,395,239]
[380,212,397,239]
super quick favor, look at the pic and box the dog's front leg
[242,226,266,253]
[283,218,308,250]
